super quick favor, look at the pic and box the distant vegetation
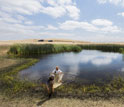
[8,44,82,56]
[8,44,124,56]
[79,44,124,53]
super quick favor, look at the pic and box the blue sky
[0,0,124,42]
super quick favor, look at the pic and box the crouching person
[46,74,55,98]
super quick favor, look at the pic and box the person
[46,74,55,98]
[52,66,63,83]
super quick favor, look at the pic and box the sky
[0,0,124,42]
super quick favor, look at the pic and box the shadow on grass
[37,97,50,106]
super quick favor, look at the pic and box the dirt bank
[0,95,124,107]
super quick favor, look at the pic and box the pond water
[19,50,124,85]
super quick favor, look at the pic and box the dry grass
[0,95,36,107]
[0,45,10,56]
[0,59,18,69]
[1,39,124,46]
[0,45,19,70]
[0,95,124,107]
[41,98,124,107]
[0,39,91,46]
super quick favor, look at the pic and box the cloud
[0,0,42,15]
[0,11,22,24]
[0,13,44,38]
[121,67,124,72]
[80,51,120,66]
[16,15,26,21]
[59,20,99,31]
[41,6,66,18]
[65,5,80,20]
[0,15,74,40]
[92,58,112,66]
[100,25,120,33]
[0,0,80,20]
[117,12,124,17]
[92,19,113,26]
[97,0,107,4]
[24,21,33,25]
[46,25,58,30]
[41,0,80,20]
[59,19,120,33]
[0,11,33,25]
[97,0,124,6]
[60,50,120,66]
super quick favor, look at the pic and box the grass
[0,45,40,97]
[8,44,124,56]
[0,96,123,107]
[8,44,82,56]
[0,58,18,69]
[40,98,123,107]
[79,44,124,53]
[55,77,124,98]
[0,58,39,96]
[0,45,10,58]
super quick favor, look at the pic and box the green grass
[56,77,124,96]
[8,44,124,56]
[8,44,82,56]
[0,58,39,96]
[79,44,124,53]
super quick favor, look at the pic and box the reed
[8,44,124,56]
[8,44,82,56]
[79,44,124,52]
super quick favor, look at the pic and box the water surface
[19,50,124,85]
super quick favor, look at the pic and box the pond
[19,50,124,85]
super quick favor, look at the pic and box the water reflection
[19,50,124,85]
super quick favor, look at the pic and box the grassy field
[1,42,124,106]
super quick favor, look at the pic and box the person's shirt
[52,69,62,74]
